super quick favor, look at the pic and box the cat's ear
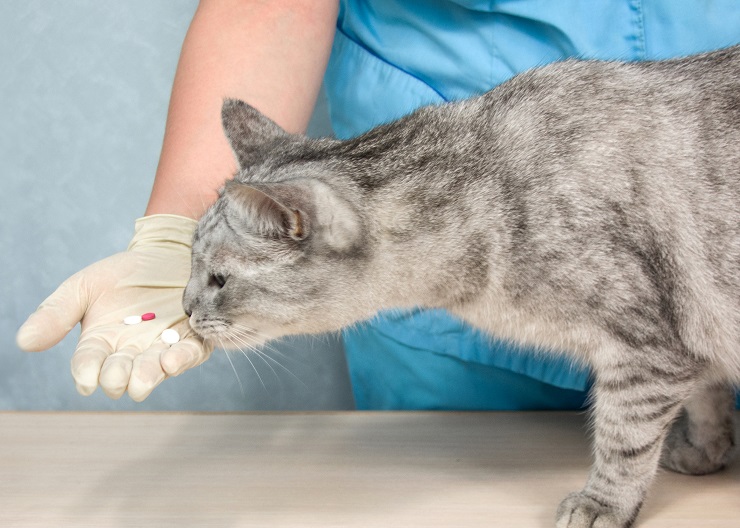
[225,180,308,242]
[225,179,361,250]
[221,99,293,169]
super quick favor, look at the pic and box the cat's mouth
[188,317,230,339]
[189,316,270,350]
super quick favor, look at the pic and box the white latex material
[16,214,213,402]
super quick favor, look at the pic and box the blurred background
[1,0,355,410]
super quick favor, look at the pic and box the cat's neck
[318,98,506,311]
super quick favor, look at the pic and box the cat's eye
[209,273,228,289]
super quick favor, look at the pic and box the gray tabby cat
[183,45,739,528]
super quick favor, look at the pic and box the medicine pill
[123,315,142,325]
[161,329,180,345]
[141,312,156,321]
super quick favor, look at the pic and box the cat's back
[485,45,739,141]
[481,44,740,205]
[465,46,740,371]
[491,44,739,101]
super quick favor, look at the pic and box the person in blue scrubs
[325,0,740,410]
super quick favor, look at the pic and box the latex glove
[16,214,213,401]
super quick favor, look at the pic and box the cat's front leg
[556,351,703,528]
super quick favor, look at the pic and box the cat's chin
[188,317,230,340]
[189,316,272,349]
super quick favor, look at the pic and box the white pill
[161,329,180,345]
[123,315,142,325]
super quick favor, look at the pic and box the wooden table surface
[0,412,737,527]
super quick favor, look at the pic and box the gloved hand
[16,214,213,402]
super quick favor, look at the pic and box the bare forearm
[145,0,338,219]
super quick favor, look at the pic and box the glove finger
[128,343,169,402]
[160,337,210,377]
[70,334,114,396]
[99,347,141,400]
[16,274,86,352]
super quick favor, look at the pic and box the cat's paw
[660,413,735,475]
[556,493,632,528]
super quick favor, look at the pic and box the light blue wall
[1,1,353,410]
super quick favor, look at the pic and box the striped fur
[184,46,740,527]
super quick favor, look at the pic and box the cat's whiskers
[229,323,302,365]
[220,333,267,391]
[216,336,245,395]
[224,329,281,382]
[253,347,307,388]
[225,327,307,387]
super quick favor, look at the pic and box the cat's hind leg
[556,347,704,528]
[660,380,736,475]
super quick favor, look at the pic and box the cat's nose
[182,289,194,317]
[182,296,193,317]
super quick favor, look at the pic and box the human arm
[147,0,338,218]
[16,0,339,401]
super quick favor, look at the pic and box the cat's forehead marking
[196,200,229,241]
[220,211,241,239]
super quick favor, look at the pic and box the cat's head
[183,100,370,348]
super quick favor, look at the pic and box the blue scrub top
[323,0,740,410]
